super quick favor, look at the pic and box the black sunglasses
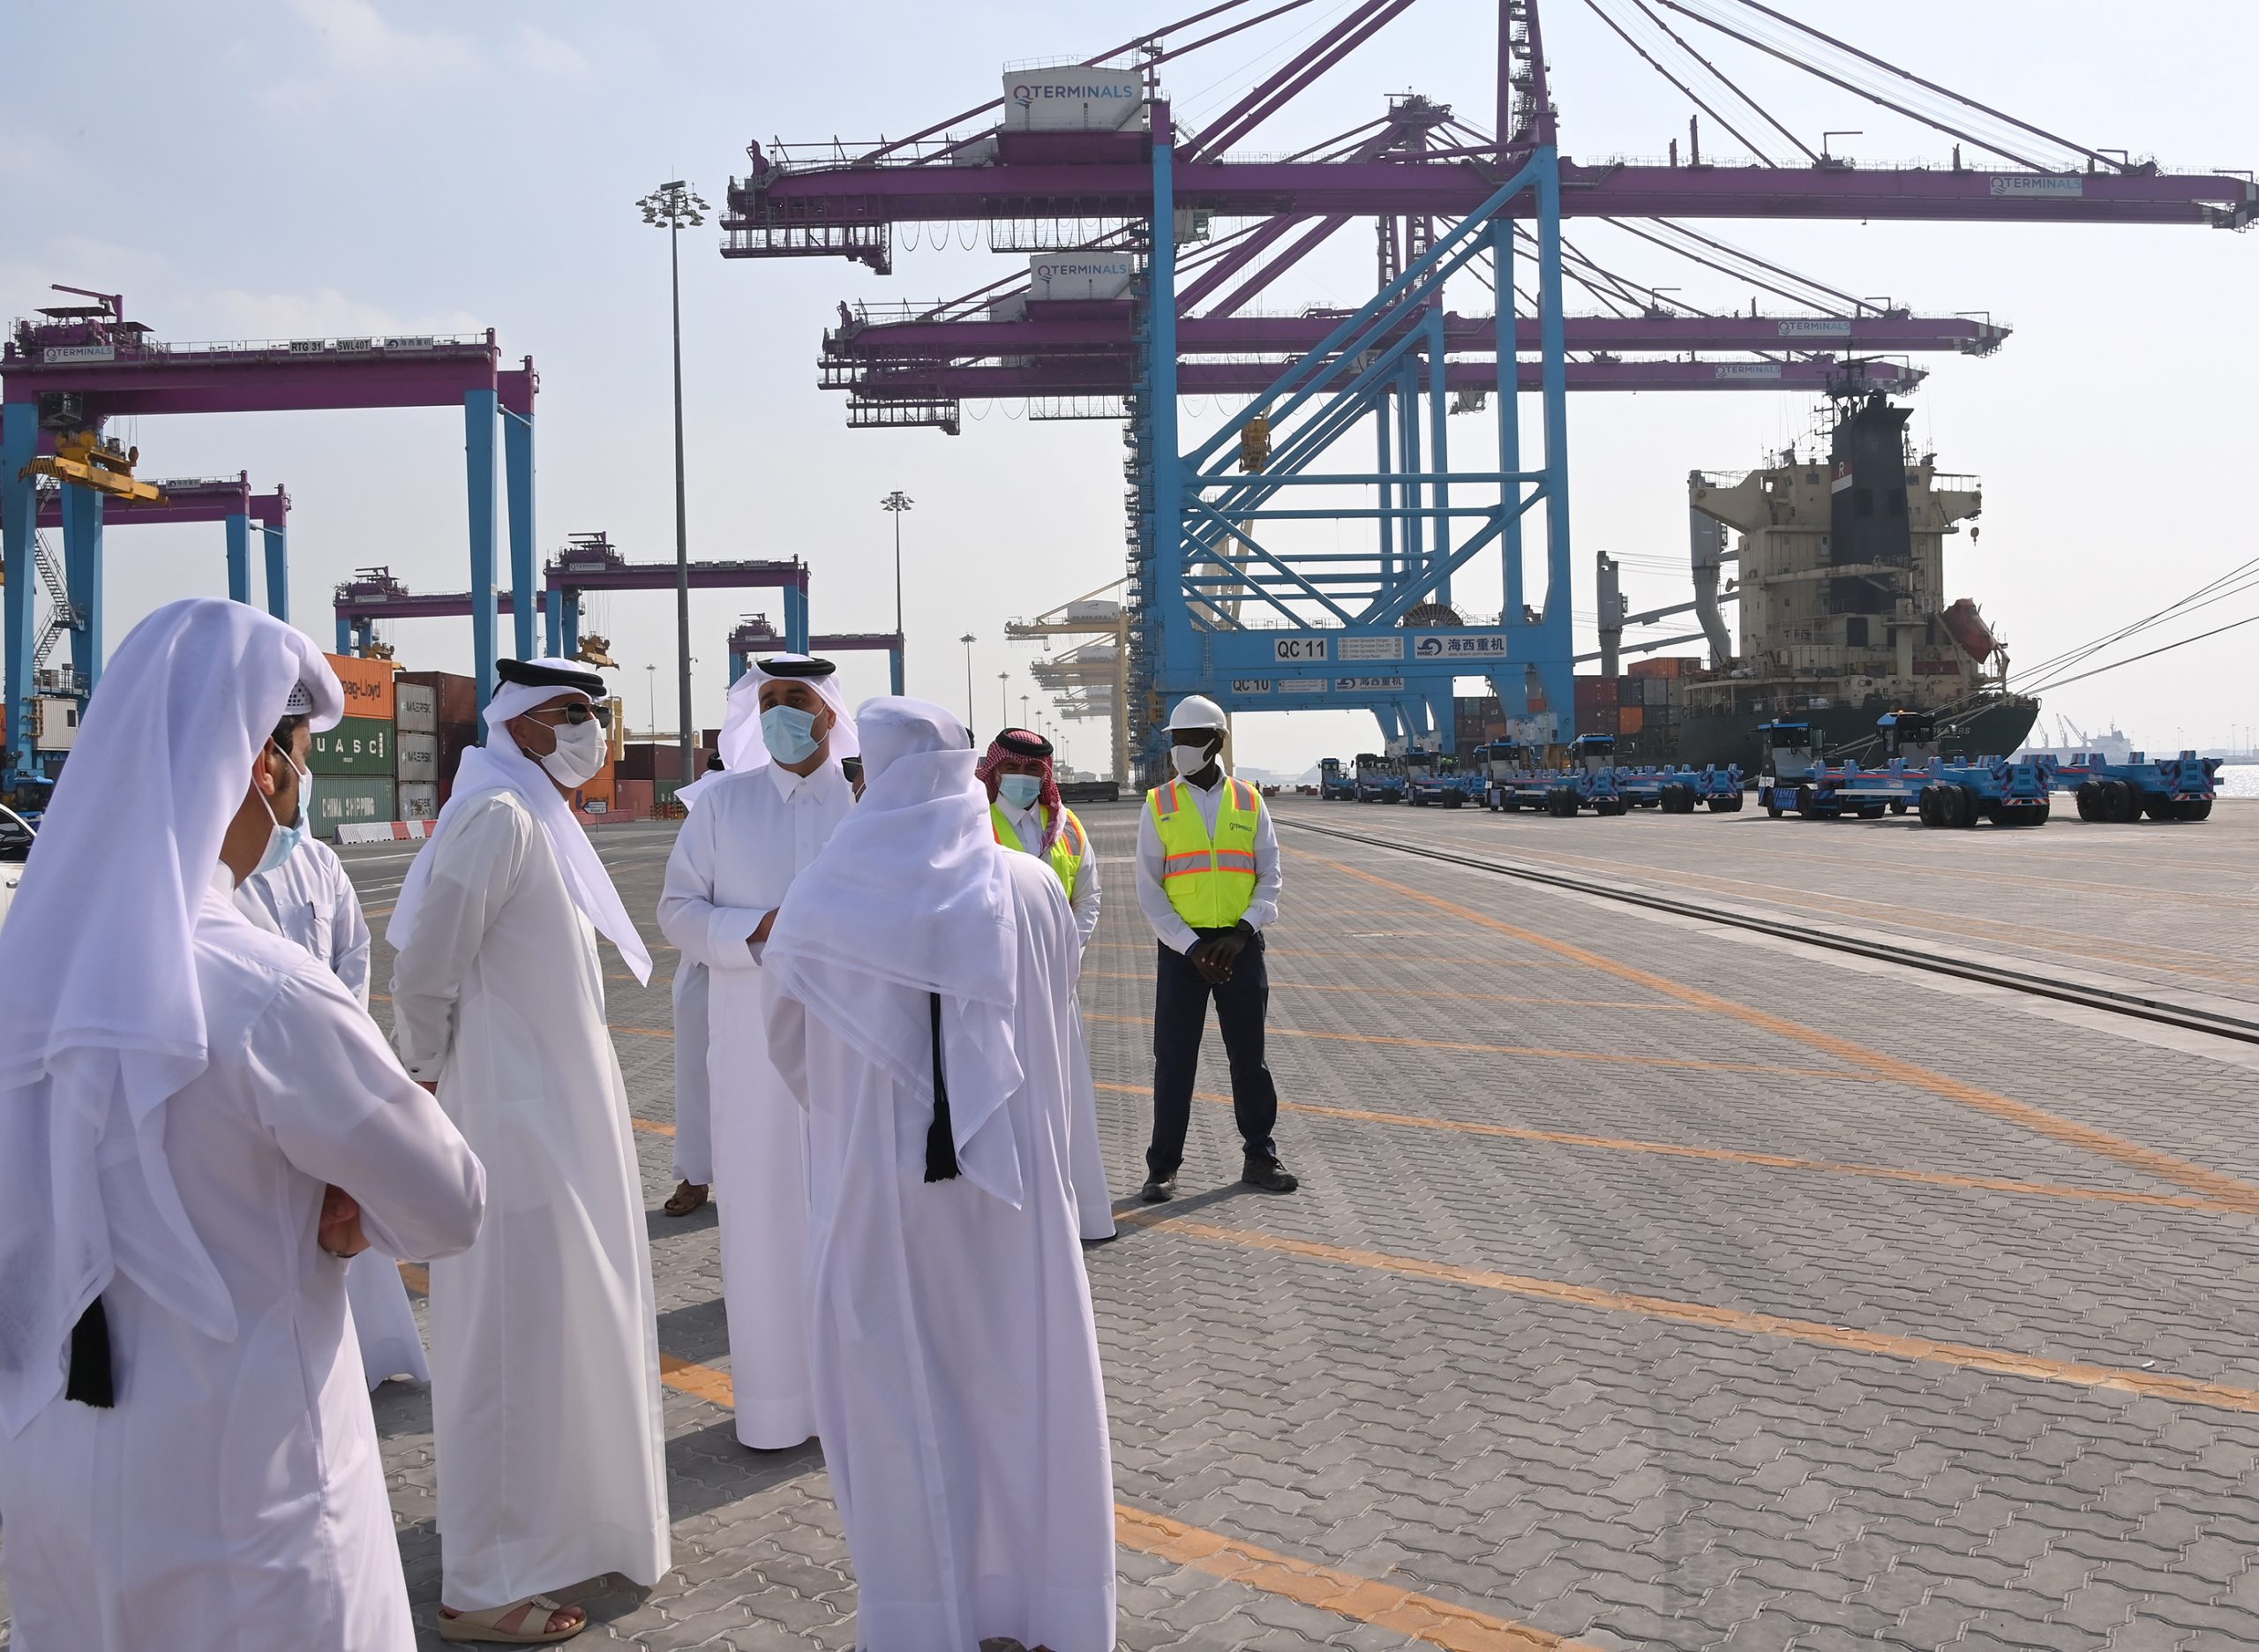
[529,702,612,728]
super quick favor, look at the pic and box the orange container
[1619,705,1645,734]
[325,653,399,722]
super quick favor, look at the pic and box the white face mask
[1170,739,1220,778]
[539,719,608,787]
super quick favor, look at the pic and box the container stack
[311,655,400,839]
[396,672,479,812]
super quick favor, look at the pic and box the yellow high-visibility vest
[1147,777,1262,929]
[991,802,1087,895]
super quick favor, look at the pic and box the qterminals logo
[1012,84,1035,108]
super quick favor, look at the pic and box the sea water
[2217,765,2259,800]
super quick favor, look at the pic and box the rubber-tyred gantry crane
[719,0,2253,771]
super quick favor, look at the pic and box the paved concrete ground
[9,797,2259,1649]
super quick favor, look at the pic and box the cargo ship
[1602,390,2038,773]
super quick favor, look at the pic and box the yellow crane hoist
[1237,413,1271,474]
[574,634,621,671]
[19,429,167,507]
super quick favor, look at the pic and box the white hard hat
[1167,695,1227,732]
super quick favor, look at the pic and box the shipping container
[1581,706,1619,736]
[396,670,477,727]
[1617,678,1644,707]
[32,695,79,751]
[396,731,440,784]
[309,777,396,839]
[614,780,654,819]
[1646,678,1670,706]
[399,782,439,822]
[310,717,394,777]
[325,653,398,722]
[394,680,439,734]
[1620,706,1645,735]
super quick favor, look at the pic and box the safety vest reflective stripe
[1147,776,1262,928]
[991,800,1084,894]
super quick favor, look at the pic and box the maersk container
[396,732,440,785]
[311,717,393,777]
[399,782,439,822]
[309,777,396,840]
[394,681,439,735]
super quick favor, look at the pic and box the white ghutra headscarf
[0,598,342,1436]
[764,697,1024,1205]
[681,653,861,808]
[387,660,652,984]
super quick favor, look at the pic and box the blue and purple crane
[717,0,2253,774]
[2,287,543,781]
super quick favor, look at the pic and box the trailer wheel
[2142,794,2177,822]
[1932,785,1965,830]
[2176,798,2213,822]
[2107,780,2143,823]
[1726,788,1745,812]
[1955,783,1983,829]
[1888,800,1908,815]
[2074,782,2102,822]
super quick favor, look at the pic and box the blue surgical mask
[252,757,311,877]
[761,703,823,766]
[997,773,1044,811]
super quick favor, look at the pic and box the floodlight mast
[638,178,709,777]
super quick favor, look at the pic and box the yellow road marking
[1086,1082,2246,1216]
[1295,850,2259,1214]
[1082,1012,1885,1085]
[644,1348,1595,1650]
[634,1116,677,1138]
[1077,970,1702,1011]
[1134,1213,2259,1415]
[1114,1506,1597,1651]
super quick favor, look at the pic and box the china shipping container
[309,777,397,839]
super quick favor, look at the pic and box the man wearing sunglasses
[389,657,669,1644]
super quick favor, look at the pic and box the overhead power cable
[1578,0,1779,165]
[1618,0,1820,163]
[1647,0,2065,174]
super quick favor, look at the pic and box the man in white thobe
[0,599,486,1652]
[389,657,670,1643]
[977,725,1115,1241]
[764,698,1116,1652]
[241,821,432,1388]
[661,755,729,1220]
[657,653,857,1449]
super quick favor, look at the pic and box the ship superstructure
[1669,391,2037,770]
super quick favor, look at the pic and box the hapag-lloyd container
[324,653,397,722]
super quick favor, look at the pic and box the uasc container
[311,717,393,777]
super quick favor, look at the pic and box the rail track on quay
[1275,815,2259,1050]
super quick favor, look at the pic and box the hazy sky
[5,0,2255,771]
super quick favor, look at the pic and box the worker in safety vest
[1132,695,1295,1202]
[979,727,1115,1240]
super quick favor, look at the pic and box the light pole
[639,177,709,785]
[997,671,1009,729]
[882,491,912,695]
[959,633,976,727]
[645,663,657,738]
[1019,692,1030,732]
